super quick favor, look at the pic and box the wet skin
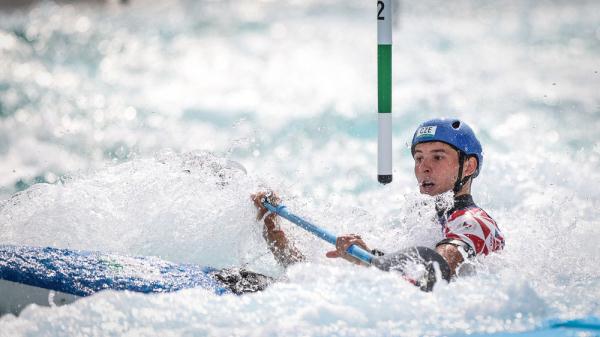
[413,142,477,197]
[253,141,480,276]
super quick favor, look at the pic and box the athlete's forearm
[263,216,305,268]
[263,229,305,267]
[435,244,464,277]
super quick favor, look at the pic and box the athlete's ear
[464,156,478,177]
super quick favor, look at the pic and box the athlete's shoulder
[444,204,505,255]
[448,199,495,222]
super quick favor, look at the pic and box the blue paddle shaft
[262,201,374,265]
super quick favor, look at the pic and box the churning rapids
[0,0,599,336]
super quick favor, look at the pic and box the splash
[0,0,599,336]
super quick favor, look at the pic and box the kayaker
[252,118,505,278]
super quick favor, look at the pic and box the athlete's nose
[417,158,432,174]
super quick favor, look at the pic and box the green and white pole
[377,0,392,184]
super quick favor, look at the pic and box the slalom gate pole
[377,0,393,184]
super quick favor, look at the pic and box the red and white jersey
[437,195,505,256]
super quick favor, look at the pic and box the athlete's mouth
[421,181,435,188]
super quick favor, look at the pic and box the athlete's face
[413,142,460,196]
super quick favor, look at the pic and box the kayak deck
[0,244,232,315]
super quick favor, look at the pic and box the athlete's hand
[250,190,281,231]
[250,191,305,267]
[326,234,370,266]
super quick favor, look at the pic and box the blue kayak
[0,244,232,297]
[0,244,274,315]
[1,244,598,337]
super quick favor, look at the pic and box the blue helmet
[411,118,483,178]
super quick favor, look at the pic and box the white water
[0,0,599,336]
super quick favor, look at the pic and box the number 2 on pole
[377,0,392,184]
[377,1,385,20]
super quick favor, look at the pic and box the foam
[1,0,599,335]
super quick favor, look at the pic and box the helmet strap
[452,152,472,194]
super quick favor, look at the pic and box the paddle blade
[371,246,451,292]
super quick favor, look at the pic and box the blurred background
[0,1,599,334]
[0,0,598,206]
[0,0,128,10]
